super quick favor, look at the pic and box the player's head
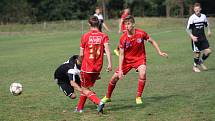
[95,7,102,14]
[123,15,135,31]
[124,8,130,14]
[69,55,82,66]
[88,16,99,28]
[193,3,201,15]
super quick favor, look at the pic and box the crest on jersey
[137,38,142,43]
[125,41,131,48]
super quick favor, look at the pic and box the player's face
[125,21,134,32]
[95,9,101,14]
[194,6,201,15]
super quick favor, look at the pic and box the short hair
[194,3,201,8]
[88,16,99,28]
[123,15,135,24]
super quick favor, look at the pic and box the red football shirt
[119,28,150,64]
[121,13,129,32]
[80,29,109,73]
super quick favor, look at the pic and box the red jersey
[119,28,150,64]
[121,13,129,32]
[80,29,109,73]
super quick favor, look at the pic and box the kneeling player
[54,55,82,99]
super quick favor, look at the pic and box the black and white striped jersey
[187,13,209,41]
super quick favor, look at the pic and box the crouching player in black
[54,55,82,99]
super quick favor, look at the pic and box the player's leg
[102,73,119,103]
[75,92,86,113]
[102,64,131,103]
[192,41,201,72]
[58,82,76,99]
[199,39,212,70]
[136,65,146,104]
[80,72,104,113]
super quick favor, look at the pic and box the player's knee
[193,52,201,58]
[204,48,212,55]
[70,93,76,99]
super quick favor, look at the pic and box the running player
[186,3,212,72]
[94,7,110,32]
[114,8,130,56]
[76,16,112,113]
[102,15,168,105]
[54,55,82,100]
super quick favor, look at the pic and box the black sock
[202,54,210,61]
[194,57,201,65]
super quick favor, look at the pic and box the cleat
[98,102,105,114]
[74,107,83,113]
[114,49,120,56]
[101,96,111,103]
[136,97,143,104]
[199,63,208,71]
[192,66,201,72]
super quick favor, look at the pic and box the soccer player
[94,7,110,32]
[102,15,168,104]
[54,55,82,100]
[76,16,112,113]
[114,8,130,56]
[186,3,212,72]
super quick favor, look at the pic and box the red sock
[136,77,146,97]
[106,78,117,98]
[86,91,100,105]
[77,92,87,110]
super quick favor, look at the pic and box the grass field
[0,17,215,121]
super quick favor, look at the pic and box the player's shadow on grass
[105,94,182,112]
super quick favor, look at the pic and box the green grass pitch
[0,17,215,121]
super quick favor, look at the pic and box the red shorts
[116,59,146,75]
[80,72,100,88]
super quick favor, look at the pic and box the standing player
[114,8,130,56]
[186,3,212,72]
[94,7,110,32]
[54,55,82,100]
[76,16,112,113]
[102,15,168,105]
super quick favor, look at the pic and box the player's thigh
[80,72,99,88]
[58,82,74,97]
[203,48,212,55]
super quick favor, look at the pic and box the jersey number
[89,44,101,59]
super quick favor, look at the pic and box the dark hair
[88,16,99,28]
[194,3,201,8]
[123,15,135,24]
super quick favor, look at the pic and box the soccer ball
[10,83,23,96]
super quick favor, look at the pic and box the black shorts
[55,79,74,97]
[192,39,209,52]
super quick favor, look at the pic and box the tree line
[0,0,214,24]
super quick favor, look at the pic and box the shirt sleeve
[187,16,193,29]
[204,15,209,27]
[143,32,150,41]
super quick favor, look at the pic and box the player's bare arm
[148,37,168,57]
[118,48,124,79]
[104,43,112,72]
[186,28,198,42]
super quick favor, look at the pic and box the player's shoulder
[201,13,207,18]
[135,28,148,35]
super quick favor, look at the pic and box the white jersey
[186,13,208,40]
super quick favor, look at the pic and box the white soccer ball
[10,83,23,96]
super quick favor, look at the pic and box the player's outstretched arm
[148,37,168,57]
[118,48,124,80]
[104,43,112,72]
[70,80,82,92]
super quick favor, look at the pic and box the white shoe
[199,63,208,71]
[193,66,201,72]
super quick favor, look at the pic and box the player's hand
[118,70,123,80]
[191,35,198,42]
[106,64,112,72]
[208,31,212,37]
[159,51,168,58]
